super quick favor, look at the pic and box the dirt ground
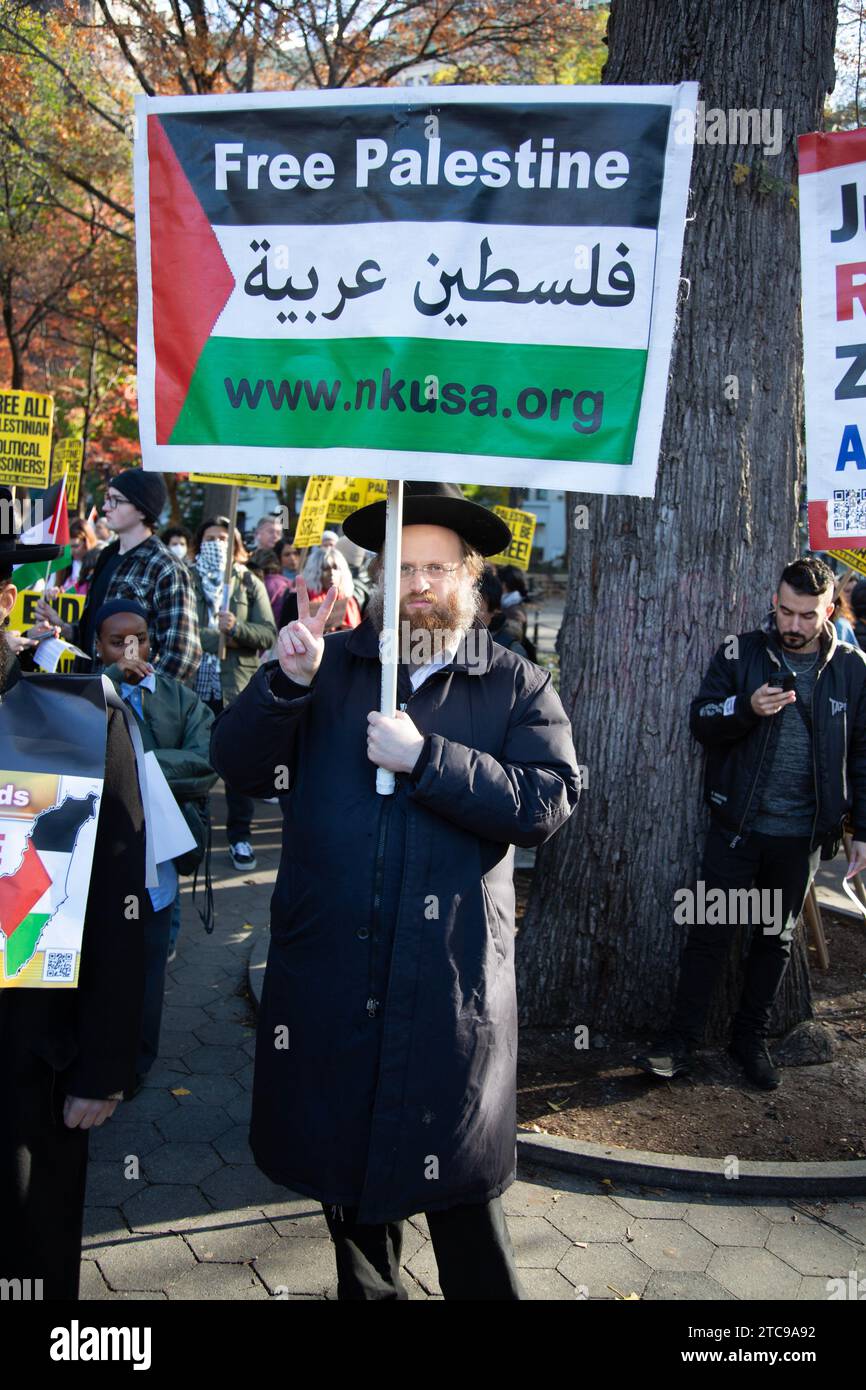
[516,874,866,1162]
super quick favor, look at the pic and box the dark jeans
[137,900,174,1075]
[208,696,255,845]
[321,1196,523,1301]
[671,824,821,1044]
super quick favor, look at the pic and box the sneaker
[728,1035,781,1090]
[230,841,257,870]
[633,1032,695,1079]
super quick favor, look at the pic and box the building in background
[525,489,567,566]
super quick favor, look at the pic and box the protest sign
[188,471,279,488]
[831,547,866,577]
[0,389,54,488]
[487,506,537,568]
[134,84,696,496]
[800,129,866,549]
[51,438,84,508]
[294,474,346,546]
[326,477,386,523]
[0,675,106,988]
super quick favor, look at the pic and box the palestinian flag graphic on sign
[134,85,695,496]
[0,676,107,989]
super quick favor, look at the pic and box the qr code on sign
[832,489,866,534]
[43,950,75,982]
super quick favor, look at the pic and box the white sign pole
[376,478,403,795]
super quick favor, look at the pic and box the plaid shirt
[81,536,201,684]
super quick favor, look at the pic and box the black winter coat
[690,618,866,849]
[210,618,579,1223]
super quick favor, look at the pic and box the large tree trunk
[517,0,838,1043]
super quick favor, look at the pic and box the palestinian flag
[12,477,73,590]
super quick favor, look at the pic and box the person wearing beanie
[34,468,201,684]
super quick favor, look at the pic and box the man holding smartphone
[635,557,866,1090]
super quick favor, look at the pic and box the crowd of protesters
[4,470,866,1302]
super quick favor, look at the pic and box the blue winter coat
[209,618,579,1223]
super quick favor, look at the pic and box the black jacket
[210,617,579,1223]
[691,616,866,849]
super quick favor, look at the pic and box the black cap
[113,468,167,526]
[342,481,511,556]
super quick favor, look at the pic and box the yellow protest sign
[326,477,387,523]
[9,589,85,673]
[188,473,279,489]
[0,389,54,488]
[487,506,536,569]
[832,548,866,577]
[294,476,347,547]
[51,439,84,509]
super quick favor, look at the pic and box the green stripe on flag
[171,338,647,464]
[12,547,72,591]
[4,912,51,978]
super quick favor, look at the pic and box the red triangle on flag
[0,838,52,938]
[49,472,71,548]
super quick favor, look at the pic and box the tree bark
[517,0,838,1043]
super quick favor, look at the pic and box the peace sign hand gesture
[276,576,338,687]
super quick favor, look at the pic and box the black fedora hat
[0,485,61,572]
[343,481,512,556]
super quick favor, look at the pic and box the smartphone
[769,672,797,692]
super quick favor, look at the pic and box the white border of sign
[134,83,697,496]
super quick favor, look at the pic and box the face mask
[199,538,228,569]
[169,541,187,559]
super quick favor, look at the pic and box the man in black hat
[35,467,201,683]
[210,482,580,1301]
[0,488,148,1299]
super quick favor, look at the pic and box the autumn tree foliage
[0,0,606,496]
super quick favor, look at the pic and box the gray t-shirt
[752,649,819,836]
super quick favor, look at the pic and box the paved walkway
[81,793,866,1301]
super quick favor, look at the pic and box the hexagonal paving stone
[507,1215,572,1269]
[767,1220,861,1276]
[161,1005,210,1031]
[98,1234,196,1291]
[79,1261,113,1298]
[224,1093,253,1126]
[88,1121,165,1162]
[797,1275,846,1300]
[796,1201,866,1245]
[142,1141,222,1185]
[644,1271,736,1300]
[202,998,251,1023]
[85,1160,146,1208]
[255,1238,337,1296]
[123,1183,213,1233]
[546,1193,632,1243]
[120,1088,179,1120]
[500,1180,558,1219]
[752,1201,800,1224]
[166,1264,269,1299]
[201,1163,289,1211]
[184,1045,247,1075]
[628,1218,714,1272]
[234,1062,255,1090]
[610,1191,693,1220]
[183,1217,280,1264]
[707,1246,802,1299]
[157,1030,201,1060]
[213,1125,255,1164]
[686,1205,772,1247]
[518,1268,588,1300]
[156,1104,235,1144]
[141,1061,191,1087]
[82,1206,129,1243]
[193,1019,250,1046]
[178,1073,242,1107]
[557,1242,652,1299]
[405,1240,441,1296]
[163,983,224,1009]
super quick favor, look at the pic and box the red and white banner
[800,129,866,550]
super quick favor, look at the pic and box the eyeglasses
[399,562,462,580]
[103,492,131,510]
